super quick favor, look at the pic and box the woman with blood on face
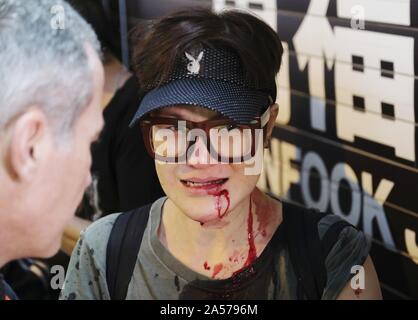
[60,8,382,300]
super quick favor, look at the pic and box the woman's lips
[180,177,228,193]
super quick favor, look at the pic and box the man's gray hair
[0,0,101,138]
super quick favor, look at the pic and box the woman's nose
[187,136,217,168]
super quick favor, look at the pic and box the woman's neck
[158,188,282,279]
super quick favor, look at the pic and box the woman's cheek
[156,163,176,193]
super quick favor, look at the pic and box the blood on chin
[180,190,232,226]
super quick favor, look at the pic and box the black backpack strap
[106,204,152,300]
[283,201,354,300]
[282,202,327,300]
[320,220,354,257]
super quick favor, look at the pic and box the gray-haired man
[0,0,104,299]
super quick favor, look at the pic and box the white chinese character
[335,27,415,161]
[213,0,277,32]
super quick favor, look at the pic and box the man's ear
[264,103,278,148]
[5,108,49,181]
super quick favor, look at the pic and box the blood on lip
[181,178,228,192]
[182,177,227,184]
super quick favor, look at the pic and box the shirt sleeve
[59,214,120,300]
[318,214,372,300]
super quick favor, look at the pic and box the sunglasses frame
[139,108,270,163]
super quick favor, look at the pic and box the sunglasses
[139,107,270,164]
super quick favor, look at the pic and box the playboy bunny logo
[185,51,204,75]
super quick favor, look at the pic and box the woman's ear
[264,103,278,148]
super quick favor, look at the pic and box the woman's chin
[186,210,231,228]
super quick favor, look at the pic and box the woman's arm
[336,256,382,300]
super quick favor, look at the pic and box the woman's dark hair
[131,8,283,92]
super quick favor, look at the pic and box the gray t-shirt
[60,197,370,300]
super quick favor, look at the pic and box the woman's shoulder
[317,212,355,239]
[280,200,371,299]
[80,197,165,248]
[319,213,371,299]
[80,212,122,250]
[281,200,362,240]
